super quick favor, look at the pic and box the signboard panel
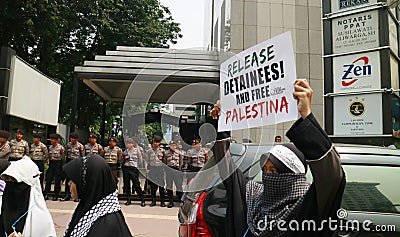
[332,10,379,53]
[219,32,298,132]
[7,56,61,126]
[333,93,383,135]
[331,0,377,13]
[333,51,381,93]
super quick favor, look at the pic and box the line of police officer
[0,129,209,208]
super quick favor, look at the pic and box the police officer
[9,129,29,161]
[164,140,184,208]
[29,132,48,190]
[146,135,166,207]
[122,137,146,207]
[0,130,11,160]
[187,138,208,181]
[44,134,65,201]
[62,132,84,201]
[84,133,104,156]
[103,137,123,184]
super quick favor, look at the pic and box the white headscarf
[1,156,56,237]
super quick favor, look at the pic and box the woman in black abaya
[63,154,132,237]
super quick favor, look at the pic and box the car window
[341,165,400,214]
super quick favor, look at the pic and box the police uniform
[29,134,48,189]
[164,141,184,207]
[44,134,65,201]
[103,137,123,183]
[62,134,84,201]
[0,141,11,160]
[0,130,11,160]
[146,136,166,207]
[9,134,29,161]
[122,138,145,206]
[187,140,208,182]
[84,133,103,156]
[187,147,208,172]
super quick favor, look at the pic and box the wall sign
[331,0,377,13]
[332,10,379,53]
[333,51,381,93]
[333,94,383,135]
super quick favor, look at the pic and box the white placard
[332,10,379,53]
[218,32,298,132]
[333,94,382,135]
[331,0,377,13]
[333,51,381,93]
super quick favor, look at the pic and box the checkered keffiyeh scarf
[246,173,309,236]
[64,190,121,237]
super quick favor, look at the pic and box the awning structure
[74,46,222,104]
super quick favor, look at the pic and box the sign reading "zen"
[333,51,381,93]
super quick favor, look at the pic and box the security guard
[29,132,48,189]
[122,137,146,207]
[0,130,11,160]
[84,133,103,156]
[187,138,208,181]
[103,137,123,184]
[164,140,184,208]
[9,129,29,161]
[146,135,166,207]
[44,134,65,201]
[62,132,84,201]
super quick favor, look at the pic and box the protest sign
[218,32,298,132]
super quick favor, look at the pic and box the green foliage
[0,0,182,134]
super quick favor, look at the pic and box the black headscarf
[63,155,131,237]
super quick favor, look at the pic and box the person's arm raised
[287,79,345,219]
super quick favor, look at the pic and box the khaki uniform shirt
[66,142,84,159]
[187,148,208,168]
[9,139,29,159]
[146,147,165,167]
[165,149,183,169]
[123,147,142,168]
[0,141,11,160]
[84,143,103,156]
[30,142,48,161]
[47,144,65,162]
[103,146,122,165]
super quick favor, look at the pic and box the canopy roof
[74,46,221,104]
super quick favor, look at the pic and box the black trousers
[64,158,73,195]
[122,166,144,200]
[148,166,165,201]
[165,167,183,202]
[45,160,63,196]
[108,164,119,185]
[32,160,44,190]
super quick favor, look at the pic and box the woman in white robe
[0,156,56,237]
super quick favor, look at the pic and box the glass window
[341,165,400,214]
